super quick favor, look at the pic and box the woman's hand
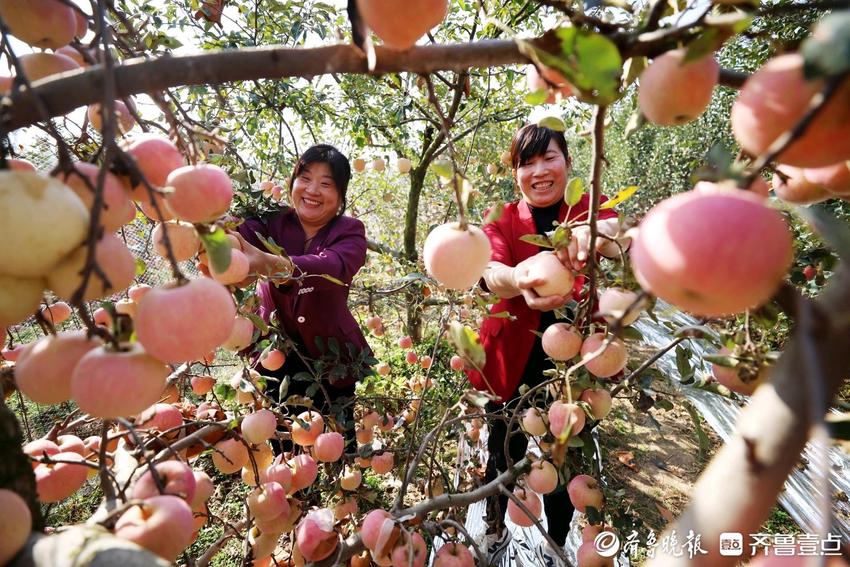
[512,256,571,311]
[556,219,625,271]
[557,225,592,271]
[228,231,292,283]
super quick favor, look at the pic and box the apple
[114,495,194,562]
[568,474,604,513]
[0,490,30,563]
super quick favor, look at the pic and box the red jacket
[465,195,617,401]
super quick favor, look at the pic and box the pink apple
[568,474,604,513]
[371,452,394,474]
[295,508,338,561]
[449,355,464,371]
[433,542,475,567]
[114,495,194,561]
[242,409,278,444]
[265,458,293,492]
[191,375,215,395]
[260,348,286,371]
[131,460,196,503]
[579,388,613,420]
[189,470,214,511]
[361,509,392,550]
[340,468,362,491]
[576,540,615,567]
[0,489,31,565]
[136,403,183,434]
[397,336,413,349]
[391,531,426,567]
[521,407,548,437]
[506,487,541,527]
[247,481,289,522]
[289,454,319,491]
[34,452,88,502]
[548,401,586,440]
[526,460,558,495]
[313,432,345,462]
[291,411,324,446]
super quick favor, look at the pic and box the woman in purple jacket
[232,144,373,435]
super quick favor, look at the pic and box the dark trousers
[264,351,356,455]
[483,329,576,546]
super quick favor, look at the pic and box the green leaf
[199,225,232,274]
[487,311,516,320]
[567,436,585,447]
[550,225,572,250]
[553,28,623,103]
[484,202,505,225]
[624,109,646,138]
[802,11,850,78]
[675,344,692,377]
[622,56,646,87]
[683,28,735,63]
[315,274,346,286]
[524,89,550,106]
[254,233,287,257]
[704,353,738,368]
[600,186,638,209]
[620,326,644,341]
[134,258,147,277]
[519,234,552,248]
[565,177,585,207]
[447,321,486,369]
[683,402,710,460]
[674,324,720,341]
[243,312,268,335]
[537,115,567,132]
[432,158,453,179]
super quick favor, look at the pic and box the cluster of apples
[0,0,142,134]
[347,508,475,567]
[352,156,413,174]
[354,410,397,474]
[518,406,612,564]
[257,180,287,203]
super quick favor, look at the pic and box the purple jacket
[238,207,372,386]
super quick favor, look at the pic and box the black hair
[509,124,570,170]
[289,144,351,216]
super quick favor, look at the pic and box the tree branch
[647,266,850,566]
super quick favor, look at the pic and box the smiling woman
[233,144,373,449]
[466,124,627,563]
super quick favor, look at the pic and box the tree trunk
[1,398,43,533]
[404,168,427,341]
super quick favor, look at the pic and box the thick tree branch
[647,266,850,566]
[1,39,751,133]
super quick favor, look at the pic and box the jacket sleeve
[290,218,367,290]
[236,217,269,251]
[482,211,514,266]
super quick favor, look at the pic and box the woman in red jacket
[232,144,373,445]
[467,124,623,564]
